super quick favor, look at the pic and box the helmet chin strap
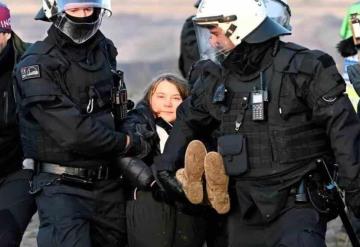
[225,24,237,38]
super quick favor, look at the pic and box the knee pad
[0,210,21,246]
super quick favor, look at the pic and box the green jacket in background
[12,31,31,62]
[340,2,360,39]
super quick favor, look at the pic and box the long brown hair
[143,73,190,105]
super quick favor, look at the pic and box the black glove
[346,189,360,218]
[150,182,173,203]
[115,157,154,190]
[348,64,360,97]
[156,170,186,202]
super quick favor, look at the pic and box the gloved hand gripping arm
[115,157,154,190]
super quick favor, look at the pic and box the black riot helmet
[35,0,112,44]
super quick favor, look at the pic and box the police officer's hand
[346,189,360,218]
[347,64,360,96]
[150,181,173,203]
[156,170,186,202]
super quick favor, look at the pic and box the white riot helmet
[264,0,292,31]
[36,0,112,44]
[194,0,290,63]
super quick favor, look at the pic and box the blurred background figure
[337,1,360,113]
[338,1,360,81]
[0,2,36,246]
[348,64,360,115]
[178,0,201,79]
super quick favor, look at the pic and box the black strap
[235,95,249,132]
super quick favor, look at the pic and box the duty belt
[36,162,110,180]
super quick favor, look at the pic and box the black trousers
[0,169,36,247]
[227,205,327,247]
[32,172,127,247]
[126,190,227,247]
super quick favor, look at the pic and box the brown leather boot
[176,140,207,204]
[204,152,230,214]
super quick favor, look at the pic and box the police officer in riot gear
[155,0,360,246]
[14,0,144,246]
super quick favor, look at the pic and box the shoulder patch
[317,53,335,69]
[21,65,41,81]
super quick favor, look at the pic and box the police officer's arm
[155,80,220,172]
[119,108,156,159]
[15,59,129,157]
[301,51,360,188]
[114,109,158,189]
[30,101,129,156]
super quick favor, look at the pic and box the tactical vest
[219,43,333,179]
[18,40,116,167]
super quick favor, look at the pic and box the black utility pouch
[218,134,248,176]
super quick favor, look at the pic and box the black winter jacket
[0,32,30,177]
[120,101,172,166]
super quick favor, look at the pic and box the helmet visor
[264,0,291,30]
[194,23,235,64]
[56,0,111,16]
[55,10,104,44]
[244,17,291,44]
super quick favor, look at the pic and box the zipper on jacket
[3,91,8,125]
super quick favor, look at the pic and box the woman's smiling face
[150,80,183,123]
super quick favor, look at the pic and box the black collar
[46,25,105,62]
[0,38,14,74]
[155,117,173,135]
[222,38,278,80]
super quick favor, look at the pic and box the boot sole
[176,140,207,204]
[204,152,230,214]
